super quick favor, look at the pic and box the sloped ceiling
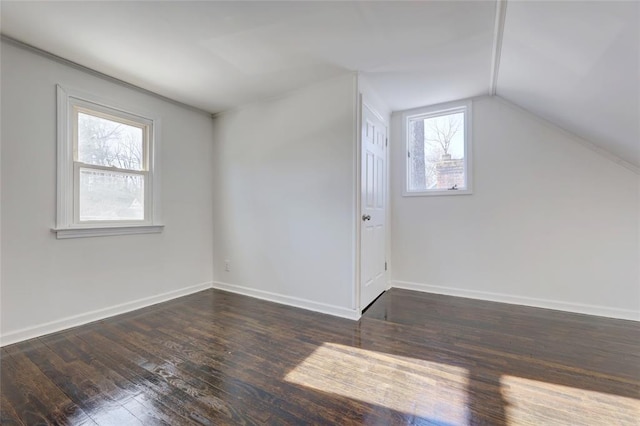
[498,0,639,167]
[1,1,638,166]
[0,1,494,113]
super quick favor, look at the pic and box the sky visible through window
[423,112,464,160]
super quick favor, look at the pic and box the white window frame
[402,100,473,197]
[54,85,163,238]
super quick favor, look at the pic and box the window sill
[52,224,164,239]
[403,190,473,197]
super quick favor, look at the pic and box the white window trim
[54,85,163,238]
[402,100,473,197]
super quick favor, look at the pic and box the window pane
[79,168,144,221]
[408,112,466,191]
[77,112,144,170]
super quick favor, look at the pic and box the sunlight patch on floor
[500,375,640,425]
[285,342,469,424]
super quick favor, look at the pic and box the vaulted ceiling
[498,1,639,168]
[2,1,638,167]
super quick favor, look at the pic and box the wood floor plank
[70,330,217,425]
[45,332,190,426]
[0,391,26,426]
[166,292,639,398]
[98,321,295,425]
[193,292,638,412]
[9,338,141,426]
[2,344,97,425]
[158,296,636,426]
[2,288,638,425]
[78,321,282,424]
[0,349,25,426]
[102,319,378,424]
[128,311,410,425]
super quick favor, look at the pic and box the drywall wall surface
[212,74,358,313]
[357,74,392,123]
[1,42,215,341]
[390,96,640,318]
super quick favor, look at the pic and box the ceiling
[498,1,639,168]
[1,1,638,167]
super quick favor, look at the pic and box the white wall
[1,42,215,344]
[390,96,640,320]
[357,74,392,122]
[212,74,359,318]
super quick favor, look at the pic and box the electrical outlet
[224,260,231,272]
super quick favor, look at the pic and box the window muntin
[405,102,472,195]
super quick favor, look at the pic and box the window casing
[55,85,162,238]
[403,100,472,196]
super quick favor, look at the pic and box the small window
[404,101,472,196]
[55,85,162,238]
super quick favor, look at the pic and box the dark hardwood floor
[1,288,638,425]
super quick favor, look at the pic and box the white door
[360,103,387,310]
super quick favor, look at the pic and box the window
[55,85,162,238]
[404,101,472,196]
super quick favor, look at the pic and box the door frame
[354,91,391,313]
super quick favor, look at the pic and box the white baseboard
[211,281,361,321]
[0,281,213,347]
[10,278,628,347]
[391,281,640,321]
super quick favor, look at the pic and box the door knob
[362,214,371,221]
